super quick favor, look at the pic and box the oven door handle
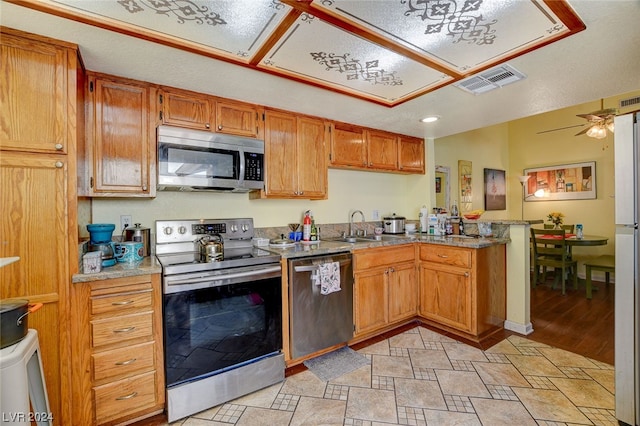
[165,265,282,286]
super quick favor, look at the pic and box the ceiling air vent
[454,64,526,95]
[620,96,640,109]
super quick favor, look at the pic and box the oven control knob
[241,223,249,232]
[178,226,187,234]
[164,227,173,236]
[230,224,238,232]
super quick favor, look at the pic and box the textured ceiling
[2,0,639,139]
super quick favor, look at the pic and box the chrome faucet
[350,210,365,236]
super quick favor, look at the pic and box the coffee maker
[87,223,116,267]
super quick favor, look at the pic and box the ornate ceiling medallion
[116,0,227,26]
[402,0,497,45]
[310,52,403,86]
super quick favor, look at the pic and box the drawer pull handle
[437,254,449,258]
[116,392,138,401]
[115,358,137,366]
[112,300,134,306]
[113,326,136,333]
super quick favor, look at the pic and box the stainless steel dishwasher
[288,252,354,359]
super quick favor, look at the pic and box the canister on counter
[576,224,583,239]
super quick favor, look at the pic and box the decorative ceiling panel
[9,0,585,106]
[259,13,452,104]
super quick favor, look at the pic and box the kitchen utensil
[115,241,145,263]
[288,223,300,232]
[374,227,384,235]
[198,234,224,262]
[383,213,405,234]
[405,223,416,233]
[87,223,115,243]
[0,299,43,349]
[123,223,151,256]
[269,234,296,247]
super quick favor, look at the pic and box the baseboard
[504,320,533,335]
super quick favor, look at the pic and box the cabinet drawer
[354,245,414,271]
[92,341,155,382]
[94,370,157,424]
[91,312,153,348]
[420,245,471,268]
[91,290,152,316]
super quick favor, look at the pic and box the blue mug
[115,242,144,263]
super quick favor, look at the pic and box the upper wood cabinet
[0,29,76,153]
[216,100,263,139]
[330,122,424,174]
[84,72,156,197]
[398,135,425,174]
[253,109,327,199]
[160,88,212,131]
[159,88,264,139]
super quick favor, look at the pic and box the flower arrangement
[547,211,565,226]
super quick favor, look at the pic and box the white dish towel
[317,261,341,295]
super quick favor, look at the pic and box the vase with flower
[547,212,565,229]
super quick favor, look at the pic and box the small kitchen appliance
[155,218,283,423]
[383,213,405,234]
[86,223,116,267]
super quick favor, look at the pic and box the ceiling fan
[537,99,617,139]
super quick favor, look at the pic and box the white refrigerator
[614,111,640,426]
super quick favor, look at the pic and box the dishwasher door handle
[293,258,351,273]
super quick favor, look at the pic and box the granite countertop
[263,234,510,259]
[72,255,162,283]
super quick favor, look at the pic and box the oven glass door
[158,143,240,181]
[163,275,282,388]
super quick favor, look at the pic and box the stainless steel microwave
[157,125,264,192]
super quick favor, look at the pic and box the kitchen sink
[324,234,409,243]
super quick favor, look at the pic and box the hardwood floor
[526,274,615,365]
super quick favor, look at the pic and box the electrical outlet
[372,209,380,220]
[120,215,132,231]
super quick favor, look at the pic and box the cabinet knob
[218,125,223,130]
[55,161,63,168]
[54,143,63,151]
[206,123,211,129]
[390,267,395,273]
[464,272,470,277]
[142,185,148,191]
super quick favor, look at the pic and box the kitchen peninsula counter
[265,234,510,259]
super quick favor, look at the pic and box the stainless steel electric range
[155,218,284,423]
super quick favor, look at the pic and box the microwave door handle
[238,149,245,186]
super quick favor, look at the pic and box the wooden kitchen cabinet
[84,72,157,197]
[216,99,264,139]
[353,245,416,338]
[418,244,506,342]
[70,274,165,425]
[367,129,398,171]
[330,122,424,174]
[160,87,213,130]
[252,109,327,199]
[398,135,425,173]
[0,27,84,426]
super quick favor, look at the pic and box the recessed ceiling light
[420,116,439,123]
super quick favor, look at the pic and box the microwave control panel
[244,152,263,181]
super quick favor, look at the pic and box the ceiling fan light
[606,121,615,133]
[586,126,599,138]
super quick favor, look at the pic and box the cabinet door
[263,110,297,197]
[354,268,388,335]
[367,130,398,170]
[216,100,262,138]
[297,116,327,199]
[330,123,366,168]
[89,76,154,196]
[419,263,473,333]
[1,151,68,423]
[0,32,69,153]
[388,262,417,322]
[161,89,212,130]
[398,136,425,174]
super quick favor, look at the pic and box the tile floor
[170,326,616,425]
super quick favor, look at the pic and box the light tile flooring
[171,326,616,425]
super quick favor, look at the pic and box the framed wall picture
[523,161,596,201]
[484,168,506,210]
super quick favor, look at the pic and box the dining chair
[543,224,575,232]
[530,228,578,295]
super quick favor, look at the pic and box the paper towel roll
[419,207,429,232]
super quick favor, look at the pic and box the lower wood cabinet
[353,245,417,338]
[418,244,506,341]
[70,274,164,425]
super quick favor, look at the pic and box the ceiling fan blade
[576,113,604,121]
[537,123,586,135]
[574,126,592,136]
